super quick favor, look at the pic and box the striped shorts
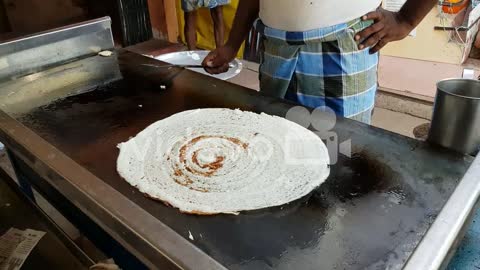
[255,19,379,124]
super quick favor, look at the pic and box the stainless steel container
[428,79,480,155]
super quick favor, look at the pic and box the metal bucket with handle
[428,78,480,155]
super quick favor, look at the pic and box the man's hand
[202,46,237,74]
[202,0,258,74]
[355,7,415,54]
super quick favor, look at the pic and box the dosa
[117,108,330,215]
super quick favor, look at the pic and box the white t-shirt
[259,0,382,31]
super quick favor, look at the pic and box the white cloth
[259,0,382,31]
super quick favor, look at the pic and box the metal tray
[154,50,243,80]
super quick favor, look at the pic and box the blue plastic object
[447,207,480,270]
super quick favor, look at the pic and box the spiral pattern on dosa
[117,109,330,214]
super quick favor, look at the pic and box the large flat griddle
[0,18,479,270]
[1,48,474,270]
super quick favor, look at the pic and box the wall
[0,1,9,33]
[381,7,465,64]
[84,0,122,45]
[377,6,480,100]
[2,0,88,34]
[148,0,168,40]
[147,0,178,42]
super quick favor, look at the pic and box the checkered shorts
[256,19,379,124]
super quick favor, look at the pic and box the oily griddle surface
[16,65,471,269]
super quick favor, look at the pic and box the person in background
[182,0,231,50]
[202,0,437,124]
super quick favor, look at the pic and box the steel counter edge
[0,110,227,270]
[404,152,480,270]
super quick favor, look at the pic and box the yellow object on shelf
[441,0,469,14]
[176,0,244,58]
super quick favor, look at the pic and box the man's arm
[356,0,438,53]
[226,0,260,52]
[202,0,259,74]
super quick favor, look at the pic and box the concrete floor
[372,108,430,138]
